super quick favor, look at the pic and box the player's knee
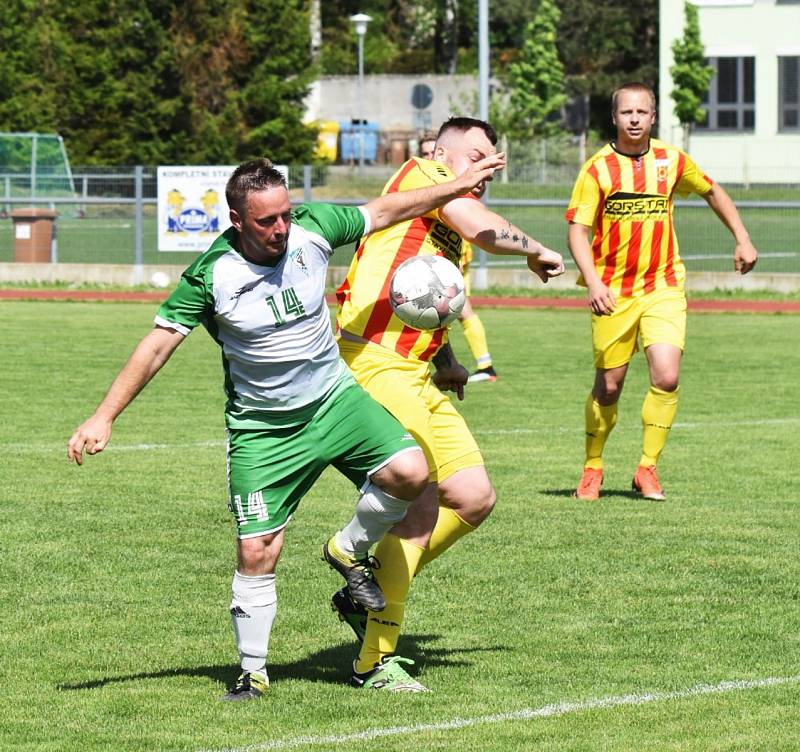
[651,373,679,392]
[237,532,281,575]
[382,449,429,500]
[473,485,496,524]
[442,476,496,527]
[595,380,622,404]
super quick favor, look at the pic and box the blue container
[339,120,379,163]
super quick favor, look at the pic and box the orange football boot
[632,464,666,501]
[573,467,603,501]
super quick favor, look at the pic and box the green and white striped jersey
[155,202,370,428]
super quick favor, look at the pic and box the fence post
[303,165,312,203]
[134,166,144,283]
[50,201,58,263]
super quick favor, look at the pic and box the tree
[670,0,713,151]
[556,0,658,138]
[0,0,317,165]
[503,0,567,139]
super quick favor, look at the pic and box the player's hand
[67,415,113,465]
[587,279,616,316]
[433,363,469,401]
[527,247,566,283]
[734,239,758,274]
[455,153,506,196]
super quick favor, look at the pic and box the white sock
[230,571,277,676]
[336,481,410,558]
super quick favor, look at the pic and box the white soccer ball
[150,271,170,289]
[389,255,466,330]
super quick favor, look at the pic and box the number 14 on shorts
[230,491,269,524]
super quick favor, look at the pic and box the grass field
[2,301,799,751]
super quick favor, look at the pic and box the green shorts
[227,382,420,538]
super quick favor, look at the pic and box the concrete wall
[305,74,483,134]
[659,0,800,183]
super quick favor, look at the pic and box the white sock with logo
[336,481,411,559]
[230,571,277,676]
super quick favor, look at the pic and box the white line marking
[9,418,800,454]
[475,417,800,436]
[197,674,800,752]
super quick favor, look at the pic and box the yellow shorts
[337,338,483,483]
[591,287,687,369]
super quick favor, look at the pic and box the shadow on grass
[57,633,505,691]
[541,488,651,501]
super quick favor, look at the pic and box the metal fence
[1,164,798,275]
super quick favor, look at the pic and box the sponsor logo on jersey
[604,192,669,221]
[230,280,261,300]
[290,247,309,276]
[429,221,463,265]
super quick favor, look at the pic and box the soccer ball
[149,271,170,289]
[389,255,466,330]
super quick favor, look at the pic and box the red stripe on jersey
[335,277,350,307]
[643,220,664,293]
[601,222,620,285]
[565,207,577,222]
[599,155,621,284]
[417,330,445,361]
[674,151,686,191]
[664,223,678,286]
[387,160,419,194]
[361,217,431,343]
[654,147,668,194]
[662,152,684,286]
[604,153,622,193]
[621,221,642,296]
[587,163,606,230]
[592,214,604,262]
[633,158,647,193]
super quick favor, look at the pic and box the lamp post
[349,13,372,171]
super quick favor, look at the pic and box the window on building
[698,56,755,131]
[779,56,800,131]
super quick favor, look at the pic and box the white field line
[9,417,800,454]
[196,674,800,752]
[477,416,800,436]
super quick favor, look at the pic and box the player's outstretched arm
[568,222,616,315]
[440,199,565,283]
[67,326,184,465]
[702,184,759,274]
[364,153,506,233]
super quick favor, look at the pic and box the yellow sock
[461,314,491,368]
[356,534,424,673]
[416,506,476,573]
[640,386,679,466]
[584,394,618,470]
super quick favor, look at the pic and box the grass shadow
[57,633,507,691]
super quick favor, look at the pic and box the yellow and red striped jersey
[565,138,713,298]
[336,157,478,362]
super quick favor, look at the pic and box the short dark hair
[611,82,656,113]
[436,117,498,146]
[226,159,287,215]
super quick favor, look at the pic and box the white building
[659,0,800,184]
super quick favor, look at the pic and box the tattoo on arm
[499,229,510,240]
